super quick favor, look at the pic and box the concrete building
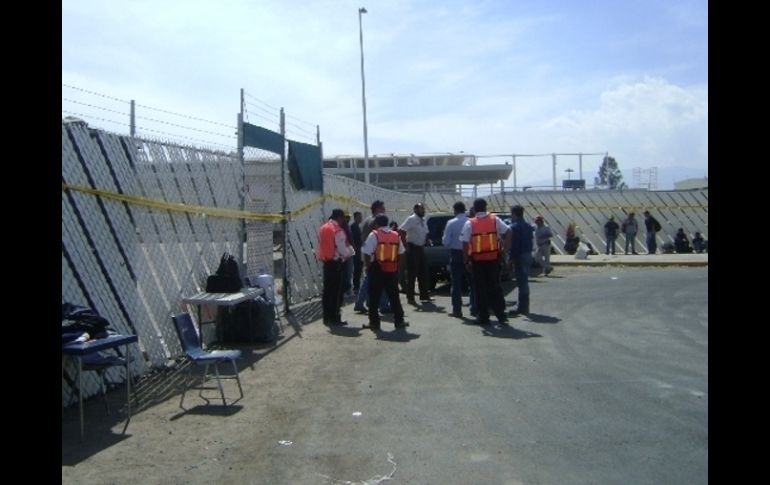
[674,177,709,190]
[323,152,512,194]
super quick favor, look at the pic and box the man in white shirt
[399,203,432,304]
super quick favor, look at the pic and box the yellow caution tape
[62,183,284,222]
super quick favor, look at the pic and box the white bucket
[254,274,275,305]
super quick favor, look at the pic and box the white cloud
[62,1,708,187]
[542,77,707,169]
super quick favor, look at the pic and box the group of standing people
[320,200,428,331]
[319,199,706,331]
[318,197,550,330]
[605,211,660,255]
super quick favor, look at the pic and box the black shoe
[419,296,434,302]
[363,324,380,331]
[353,305,368,314]
[470,310,478,317]
[325,319,348,326]
[406,299,417,305]
[476,318,491,326]
[497,315,509,324]
[449,311,463,318]
[394,321,409,328]
[380,308,393,314]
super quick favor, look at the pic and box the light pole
[358,7,370,185]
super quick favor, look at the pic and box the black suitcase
[219,296,278,343]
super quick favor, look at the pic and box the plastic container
[254,273,275,305]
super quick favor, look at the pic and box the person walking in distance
[604,215,620,255]
[400,203,432,304]
[643,210,661,255]
[461,198,509,325]
[317,208,355,326]
[442,201,469,318]
[533,215,553,276]
[506,205,534,316]
[621,212,639,254]
[362,215,407,331]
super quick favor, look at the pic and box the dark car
[400,212,512,291]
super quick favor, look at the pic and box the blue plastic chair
[171,312,244,407]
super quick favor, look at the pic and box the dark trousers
[406,243,429,301]
[322,260,344,322]
[625,234,636,253]
[342,258,353,294]
[449,249,466,314]
[606,235,617,254]
[512,253,532,314]
[353,253,363,291]
[367,264,405,327]
[471,259,506,322]
[646,232,657,254]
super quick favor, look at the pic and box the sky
[62,0,708,190]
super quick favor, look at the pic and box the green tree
[594,156,627,190]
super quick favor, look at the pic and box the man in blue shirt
[442,201,470,318]
[506,205,534,316]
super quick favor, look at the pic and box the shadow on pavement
[61,431,131,467]
[481,325,542,339]
[374,328,421,342]
[524,313,561,324]
[327,326,363,337]
[169,404,243,421]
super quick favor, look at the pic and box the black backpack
[62,302,111,339]
[206,252,242,293]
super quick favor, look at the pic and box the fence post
[280,108,290,314]
[237,88,247,272]
[130,100,136,137]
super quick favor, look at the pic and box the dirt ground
[62,264,704,484]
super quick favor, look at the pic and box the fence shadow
[62,326,296,464]
[282,300,324,334]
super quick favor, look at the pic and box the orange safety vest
[317,221,342,261]
[374,229,400,273]
[468,214,500,261]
